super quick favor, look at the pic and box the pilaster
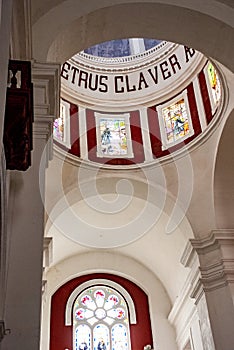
[2,61,60,350]
[182,230,234,350]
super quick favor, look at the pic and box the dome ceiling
[54,40,223,167]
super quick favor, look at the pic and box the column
[129,38,145,55]
[140,108,154,162]
[183,230,234,350]
[78,106,88,160]
[2,62,60,350]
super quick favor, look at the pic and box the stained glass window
[99,118,127,156]
[53,100,71,148]
[95,113,133,158]
[73,286,131,350]
[207,62,221,107]
[54,103,65,141]
[162,98,190,144]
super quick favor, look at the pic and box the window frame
[71,284,134,350]
[156,91,194,150]
[95,112,134,158]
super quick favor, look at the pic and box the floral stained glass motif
[73,286,130,350]
[100,118,127,156]
[53,103,65,141]
[162,98,190,144]
[207,62,221,106]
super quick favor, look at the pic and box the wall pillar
[2,61,59,350]
[183,230,234,350]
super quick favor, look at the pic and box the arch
[41,253,178,350]
[50,273,152,350]
[65,279,137,325]
[32,1,234,72]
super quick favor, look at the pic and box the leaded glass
[53,103,65,141]
[162,98,189,144]
[111,324,128,350]
[73,286,130,350]
[94,290,105,307]
[75,324,91,350]
[104,295,119,310]
[93,324,109,350]
[207,62,221,106]
[100,118,127,156]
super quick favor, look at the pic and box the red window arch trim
[50,273,153,350]
[65,278,137,326]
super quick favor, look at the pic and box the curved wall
[55,60,222,166]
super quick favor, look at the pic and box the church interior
[0,1,234,350]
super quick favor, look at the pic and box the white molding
[62,46,205,108]
[192,76,207,131]
[32,61,60,163]
[32,61,60,118]
[65,279,137,326]
[75,41,173,70]
[43,237,53,269]
[139,108,153,162]
[182,230,234,296]
[78,105,88,160]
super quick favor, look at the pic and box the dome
[53,39,223,167]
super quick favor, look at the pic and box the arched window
[73,286,131,350]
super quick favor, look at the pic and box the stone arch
[41,252,178,350]
[31,1,234,72]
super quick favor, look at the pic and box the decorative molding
[62,46,205,107]
[43,237,53,269]
[74,41,173,69]
[169,242,200,343]
[32,61,60,164]
[32,61,60,118]
[182,230,234,299]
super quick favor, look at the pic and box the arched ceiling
[31,0,234,72]
[33,0,234,305]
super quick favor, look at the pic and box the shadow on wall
[214,108,234,228]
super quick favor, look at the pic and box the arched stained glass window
[73,286,131,350]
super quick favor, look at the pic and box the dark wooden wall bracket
[3,60,33,171]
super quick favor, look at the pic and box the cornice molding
[181,230,234,302]
[32,61,60,164]
[32,61,60,118]
[190,229,234,251]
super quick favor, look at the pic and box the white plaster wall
[41,252,178,350]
